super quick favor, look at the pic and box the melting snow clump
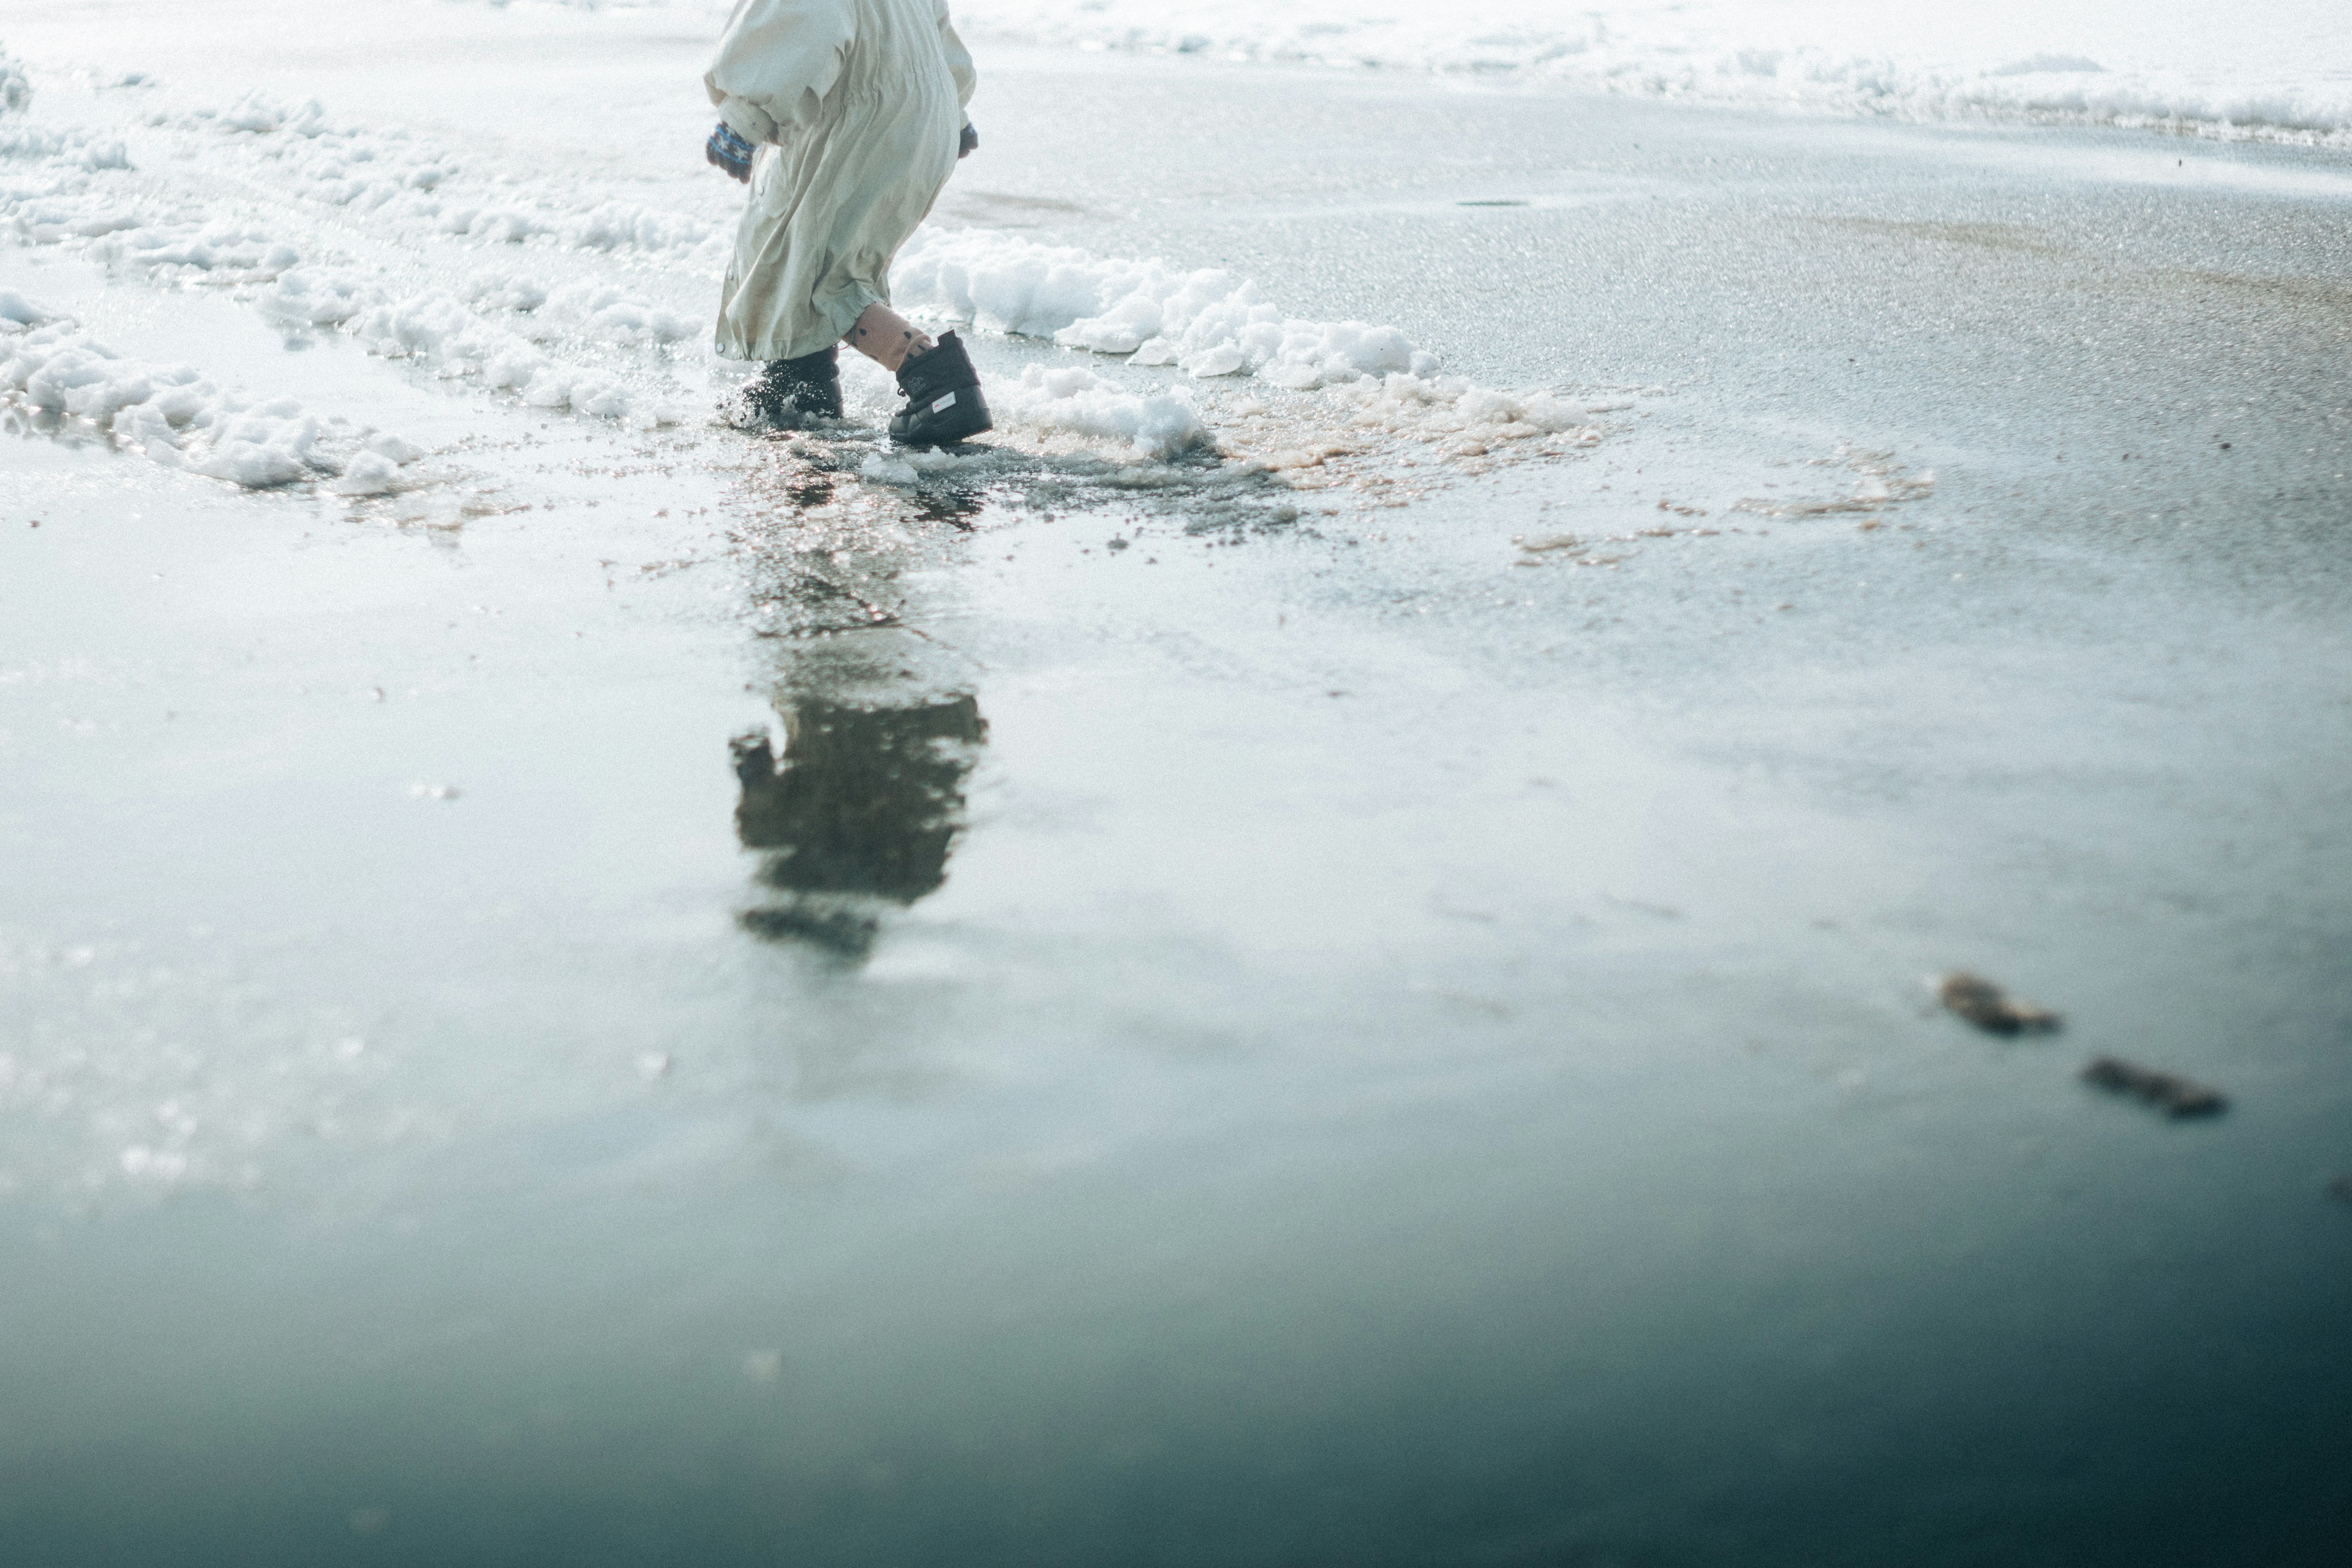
[1,304,429,491]
[894,227,1439,389]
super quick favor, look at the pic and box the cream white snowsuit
[706,0,976,361]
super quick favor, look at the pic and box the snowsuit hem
[715,279,881,363]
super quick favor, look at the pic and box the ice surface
[956,0,2352,145]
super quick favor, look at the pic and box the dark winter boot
[742,346,842,428]
[888,331,992,447]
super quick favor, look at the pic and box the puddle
[731,693,988,963]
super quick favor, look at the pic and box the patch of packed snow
[953,0,2352,145]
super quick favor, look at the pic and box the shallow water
[3,13,2351,1564]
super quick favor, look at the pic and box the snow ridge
[952,0,2352,146]
[892,227,1439,390]
[0,290,425,492]
[987,363,1208,461]
[1,86,705,428]
[153,92,732,263]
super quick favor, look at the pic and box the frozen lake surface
[2,4,2350,1563]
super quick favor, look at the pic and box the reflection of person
[731,694,987,957]
[703,0,994,445]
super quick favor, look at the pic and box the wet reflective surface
[734,692,987,959]
[3,37,2351,1568]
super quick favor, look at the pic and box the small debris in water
[2081,1055,2227,1118]
[1938,971,2062,1035]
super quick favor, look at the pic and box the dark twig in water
[1938,971,2062,1035]
[2081,1056,2228,1119]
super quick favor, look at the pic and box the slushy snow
[987,363,1207,461]
[891,228,1599,455]
[1,296,425,490]
[2,80,698,428]
[892,227,1439,389]
[3,36,1604,477]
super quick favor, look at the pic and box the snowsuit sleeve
[704,0,859,146]
[935,1,978,129]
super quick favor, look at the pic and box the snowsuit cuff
[715,95,779,147]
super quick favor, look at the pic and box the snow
[2,58,439,492]
[1336,373,1600,448]
[3,36,1592,473]
[891,227,1438,388]
[954,0,2352,145]
[989,362,1207,461]
[1,77,698,431]
[0,6,1759,475]
[134,91,725,266]
[884,231,1610,459]
[0,305,427,489]
[0,48,28,116]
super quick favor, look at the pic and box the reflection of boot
[888,331,992,447]
[744,345,843,428]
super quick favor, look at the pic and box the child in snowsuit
[703,0,990,445]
